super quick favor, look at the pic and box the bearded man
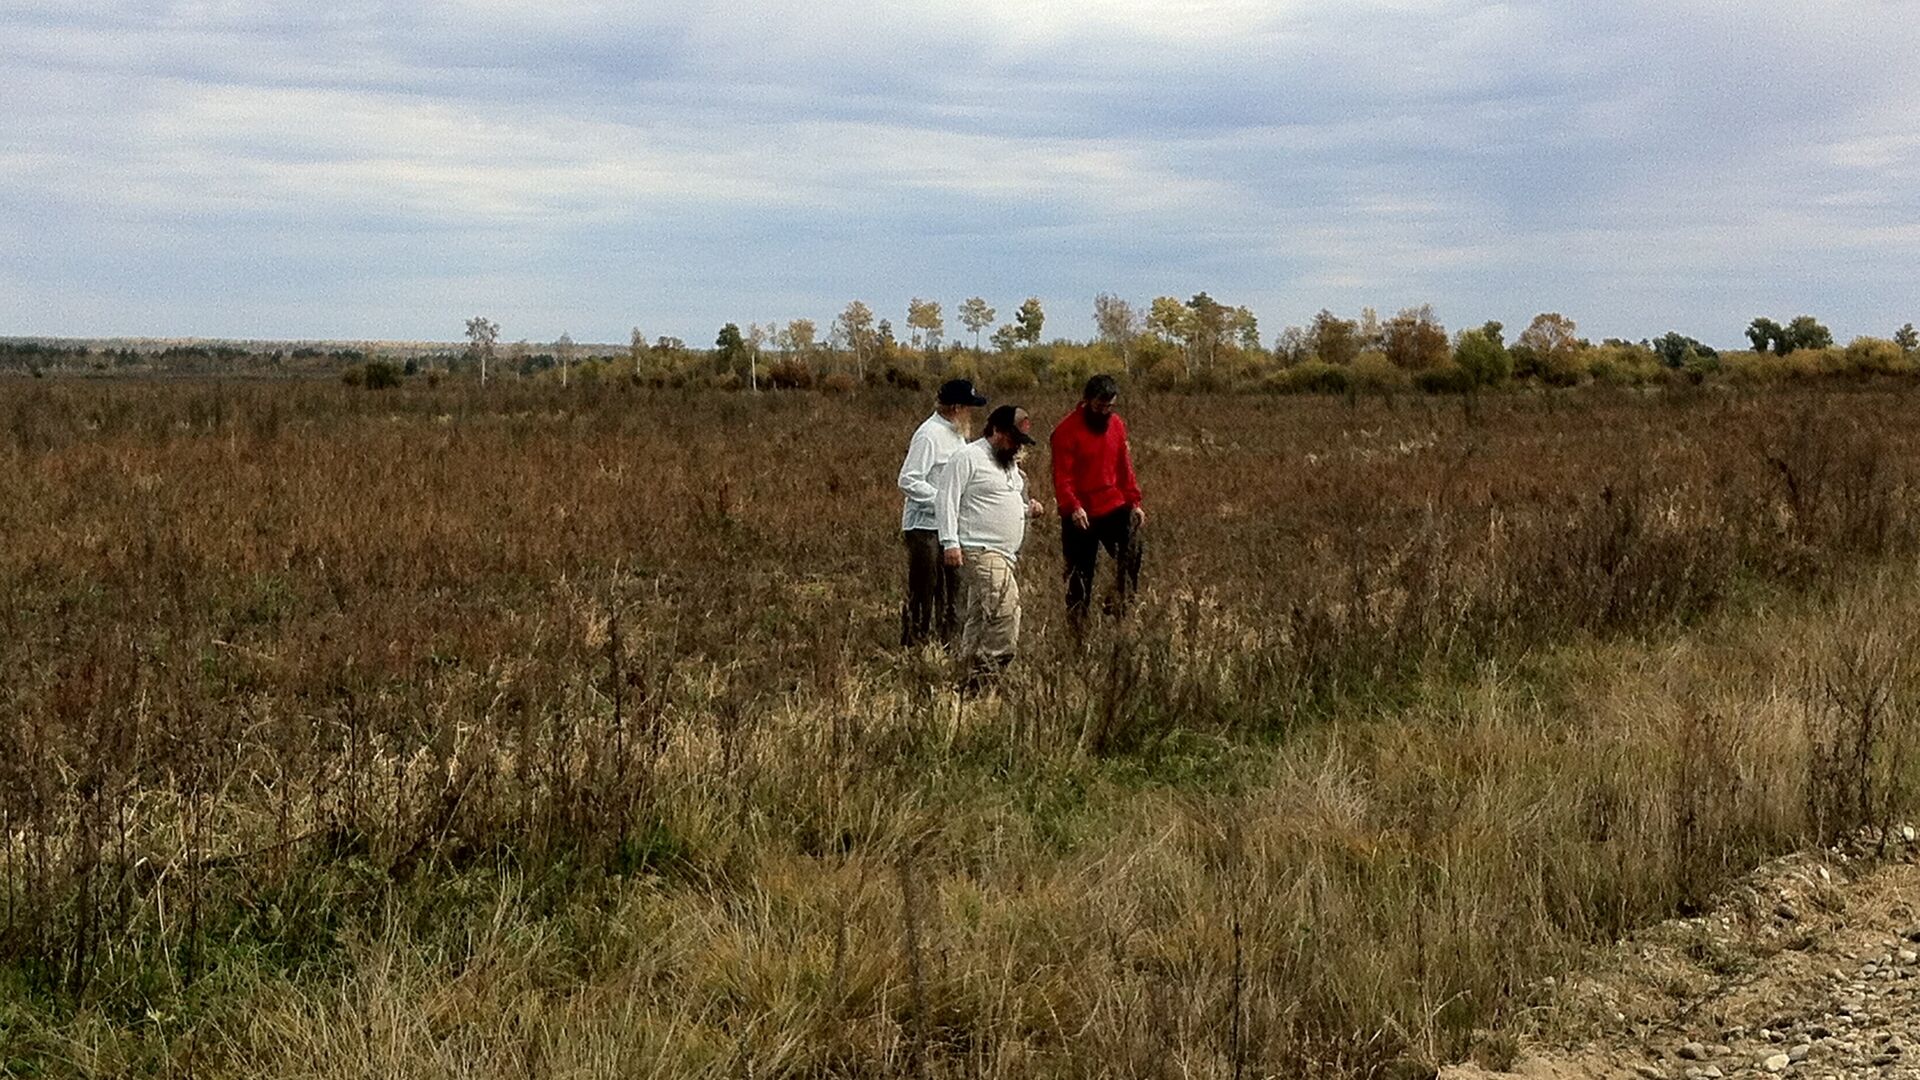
[935,404,1044,686]
[1049,374,1144,635]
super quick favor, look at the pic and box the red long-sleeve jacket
[1049,403,1142,520]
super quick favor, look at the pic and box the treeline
[13,299,1920,394]
[469,298,1920,396]
[0,340,375,377]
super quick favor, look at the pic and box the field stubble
[2,380,1920,1076]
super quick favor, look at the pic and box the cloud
[2,0,1918,344]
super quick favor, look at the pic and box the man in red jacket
[1050,373,1144,635]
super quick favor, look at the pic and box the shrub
[819,371,858,395]
[1139,352,1189,391]
[1585,343,1662,387]
[1349,350,1409,395]
[765,358,813,390]
[1266,361,1349,394]
[986,359,1038,393]
[1414,364,1476,394]
[339,362,400,389]
[1844,337,1910,376]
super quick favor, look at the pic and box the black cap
[937,378,989,407]
[985,404,1036,446]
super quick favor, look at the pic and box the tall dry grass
[2,378,1919,1076]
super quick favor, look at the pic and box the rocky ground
[1445,829,1920,1080]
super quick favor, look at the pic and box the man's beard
[1084,409,1111,434]
[992,443,1019,468]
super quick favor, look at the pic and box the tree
[1453,325,1511,387]
[1146,296,1191,342]
[465,316,499,386]
[1382,305,1448,370]
[1229,306,1260,352]
[1307,309,1360,366]
[1014,297,1045,346]
[959,297,995,351]
[1652,332,1716,369]
[1784,315,1832,353]
[835,300,876,381]
[1274,325,1309,366]
[1896,323,1919,354]
[554,331,575,388]
[990,323,1018,353]
[746,323,770,390]
[780,318,817,356]
[1516,313,1580,383]
[715,323,747,381]
[1747,317,1785,354]
[1093,293,1140,369]
[906,298,944,352]
[1357,307,1385,352]
[629,327,649,365]
[1180,293,1229,375]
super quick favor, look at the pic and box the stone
[1776,901,1800,921]
[1634,1065,1666,1080]
[1678,1043,1708,1061]
[1760,1052,1790,1072]
[1789,1043,1811,1062]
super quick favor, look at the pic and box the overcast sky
[4,1,1917,348]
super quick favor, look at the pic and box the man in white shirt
[936,404,1044,685]
[897,378,988,647]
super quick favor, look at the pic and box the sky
[3,1,1918,349]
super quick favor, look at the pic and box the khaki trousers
[958,548,1021,664]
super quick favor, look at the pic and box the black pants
[1062,507,1142,631]
[902,528,960,647]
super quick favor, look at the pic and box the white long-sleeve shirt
[936,439,1029,561]
[897,411,969,531]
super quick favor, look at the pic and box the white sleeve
[936,447,970,550]
[897,429,938,503]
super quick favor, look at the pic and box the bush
[1413,364,1476,395]
[819,372,858,395]
[340,361,401,390]
[986,359,1038,393]
[765,358,813,390]
[1266,361,1349,395]
[1139,352,1189,391]
[1844,337,1910,376]
[1585,343,1662,387]
[1349,350,1410,395]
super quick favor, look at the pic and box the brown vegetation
[3,379,1920,1076]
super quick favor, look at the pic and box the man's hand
[943,547,964,567]
[1027,498,1044,518]
[1131,505,1147,529]
[1070,507,1090,530]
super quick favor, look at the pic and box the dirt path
[1445,832,1920,1080]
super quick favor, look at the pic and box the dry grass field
[4,379,1920,1077]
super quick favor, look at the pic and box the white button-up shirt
[936,439,1029,561]
[897,411,969,531]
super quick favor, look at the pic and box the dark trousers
[1062,507,1142,632]
[902,528,960,647]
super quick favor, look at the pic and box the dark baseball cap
[937,378,989,407]
[985,404,1036,445]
